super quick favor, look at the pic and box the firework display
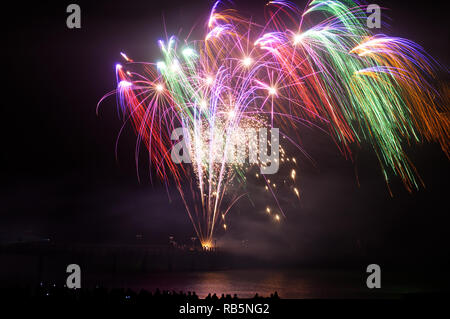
[100,0,449,248]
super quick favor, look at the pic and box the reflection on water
[92,269,429,299]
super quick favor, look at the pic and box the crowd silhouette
[1,282,280,305]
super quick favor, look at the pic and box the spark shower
[99,0,449,248]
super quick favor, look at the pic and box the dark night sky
[1,0,449,266]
